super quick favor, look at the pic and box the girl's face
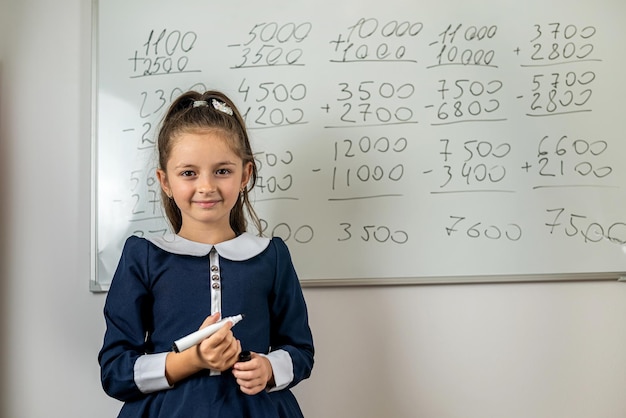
[157,131,252,243]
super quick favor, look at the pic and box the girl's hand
[194,313,241,372]
[232,352,275,395]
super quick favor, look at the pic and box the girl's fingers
[233,354,273,395]
[199,312,220,329]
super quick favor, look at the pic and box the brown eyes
[179,169,232,177]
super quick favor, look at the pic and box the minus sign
[428,41,438,46]
[423,169,433,174]
[424,105,434,109]
[123,128,134,132]
[312,168,321,172]
[227,44,242,48]
[516,96,524,99]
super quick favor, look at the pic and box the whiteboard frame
[302,272,626,287]
[89,0,626,292]
[90,0,101,292]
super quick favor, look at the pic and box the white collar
[147,232,270,261]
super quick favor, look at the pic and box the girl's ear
[156,168,171,198]
[241,161,253,190]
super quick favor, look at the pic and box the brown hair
[157,90,261,236]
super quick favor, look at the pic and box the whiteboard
[91,0,626,291]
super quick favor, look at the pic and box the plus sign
[329,34,346,52]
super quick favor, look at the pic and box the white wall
[1,1,625,417]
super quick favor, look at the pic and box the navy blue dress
[99,233,314,418]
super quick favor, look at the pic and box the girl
[99,90,314,418]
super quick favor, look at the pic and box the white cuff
[134,353,173,393]
[260,349,293,392]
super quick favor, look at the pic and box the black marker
[238,350,252,362]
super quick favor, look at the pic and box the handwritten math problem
[93,0,626,288]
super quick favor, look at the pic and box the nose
[197,174,215,194]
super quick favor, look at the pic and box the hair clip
[211,99,233,116]
[193,100,208,108]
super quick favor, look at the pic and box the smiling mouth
[195,200,219,209]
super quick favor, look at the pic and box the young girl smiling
[99,90,314,418]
